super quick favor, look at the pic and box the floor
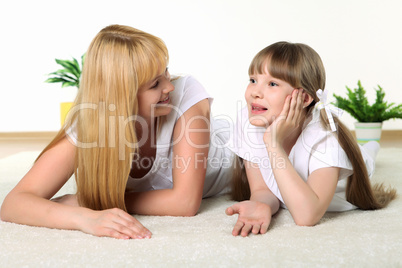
[0,131,401,159]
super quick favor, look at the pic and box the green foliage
[45,54,85,89]
[333,80,402,122]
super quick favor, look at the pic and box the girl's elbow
[0,200,12,222]
[175,198,201,217]
[293,213,321,227]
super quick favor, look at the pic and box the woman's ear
[302,90,314,108]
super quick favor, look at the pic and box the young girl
[226,41,396,237]
[1,25,233,239]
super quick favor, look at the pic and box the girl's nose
[250,85,263,98]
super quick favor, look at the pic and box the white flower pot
[354,122,383,144]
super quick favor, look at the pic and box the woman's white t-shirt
[67,75,234,198]
[229,106,375,211]
[125,75,234,198]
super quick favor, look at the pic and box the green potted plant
[45,54,84,125]
[333,80,402,144]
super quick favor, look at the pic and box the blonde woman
[1,25,233,239]
[227,42,396,237]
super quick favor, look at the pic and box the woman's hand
[264,89,305,148]
[79,208,152,240]
[226,200,272,237]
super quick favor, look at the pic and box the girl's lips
[250,103,268,114]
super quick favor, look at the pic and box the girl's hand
[225,201,272,237]
[264,89,305,147]
[80,208,152,240]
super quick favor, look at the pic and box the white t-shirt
[229,106,375,212]
[67,75,234,198]
[125,75,234,198]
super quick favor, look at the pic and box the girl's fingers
[251,224,261,234]
[232,220,245,236]
[286,89,299,121]
[280,95,292,119]
[226,204,241,216]
[260,222,270,234]
[240,223,252,237]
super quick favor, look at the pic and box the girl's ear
[302,91,314,108]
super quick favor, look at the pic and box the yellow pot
[60,102,73,126]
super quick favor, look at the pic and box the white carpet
[0,148,401,267]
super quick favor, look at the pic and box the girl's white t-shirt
[229,106,375,212]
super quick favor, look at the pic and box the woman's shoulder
[171,75,204,91]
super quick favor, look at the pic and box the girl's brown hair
[37,25,169,211]
[232,41,396,209]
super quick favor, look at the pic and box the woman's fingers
[88,208,152,240]
[111,209,152,239]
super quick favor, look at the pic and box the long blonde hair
[38,25,169,211]
[232,41,396,209]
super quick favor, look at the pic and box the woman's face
[136,67,175,120]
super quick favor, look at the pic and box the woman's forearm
[1,192,90,231]
[125,188,202,217]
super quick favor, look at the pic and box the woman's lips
[158,95,170,104]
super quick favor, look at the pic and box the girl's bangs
[248,49,297,87]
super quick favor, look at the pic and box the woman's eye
[269,82,278,86]
[151,81,159,89]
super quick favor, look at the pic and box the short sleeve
[309,137,353,180]
[174,76,213,116]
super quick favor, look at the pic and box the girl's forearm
[250,189,280,215]
[266,146,323,225]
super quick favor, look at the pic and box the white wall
[1,0,401,132]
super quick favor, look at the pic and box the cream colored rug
[0,148,401,267]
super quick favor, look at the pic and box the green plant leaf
[45,54,84,89]
[333,81,402,122]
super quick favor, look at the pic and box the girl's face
[137,67,175,120]
[245,66,295,127]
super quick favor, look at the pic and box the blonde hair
[232,41,396,209]
[38,25,169,211]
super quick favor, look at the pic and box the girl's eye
[249,78,256,84]
[269,82,278,86]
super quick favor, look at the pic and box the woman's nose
[163,81,175,94]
